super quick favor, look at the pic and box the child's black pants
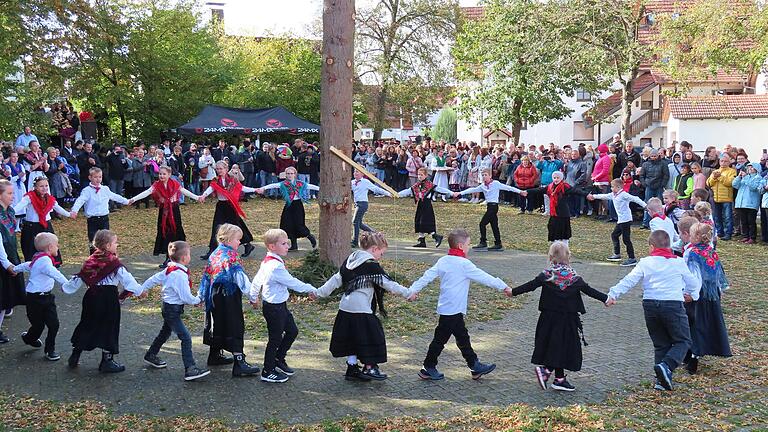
[479,203,501,244]
[424,313,477,368]
[24,292,59,353]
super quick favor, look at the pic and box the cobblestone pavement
[0,241,651,425]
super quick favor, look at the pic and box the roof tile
[668,94,768,119]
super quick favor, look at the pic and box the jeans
[375,168,385,182]
[712,201,734,238]
[424,313,477,368]
[352,201,373,245]
[148,303,195,368]
[262,301,298,373]
[543,195,551,214]
[297,174,311,200]
[642,300,691,370]
[642,186,664,226]
[187,180,200,196]
[260,171,278,197]
[108,179,124,207]
[171,175,184,203]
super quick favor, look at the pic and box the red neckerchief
[411,179,435,201]
[354,179,361,187]
[26,191,56,228]
[210,175,246,219]
[546,181,568,216]
[482,179,493,189]
[262,254,284,264]
[150,179,181,237]
[76,250,123,287]
[650,247,677,259]
[652,212,667,220]
[447,248,466,258]
[31,252,59,267]
[166,265,191,292]
[90,183,101,193]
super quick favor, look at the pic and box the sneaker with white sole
[470,360,496,380]
[535,366,551,390]
[654,362,673,390]
[606,254,622,262]
[653,379,665,391]
[418,366,445,380]
[260,369,289,383]
[275,360,295,376]
[551,377,575,392]
[184,366,211,381]
[45,351,61,361]
[620,258,638,267]
[144,352,167,369]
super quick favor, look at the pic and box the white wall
[669,117,768,160]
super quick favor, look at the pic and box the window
[575,89,592,102]
[713,89,743,96]
[641,100,653,110]
[520,120,528,130]
[573,121,594,141]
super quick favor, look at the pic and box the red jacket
[514,163,539,189]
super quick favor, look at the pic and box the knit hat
[597,144,609,155]
[650,148,659,156]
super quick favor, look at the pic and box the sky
[215,0,479,38]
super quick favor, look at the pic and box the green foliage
[653,0,768,92]
[432,105,457,143]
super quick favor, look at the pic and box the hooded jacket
[732,162,764,210]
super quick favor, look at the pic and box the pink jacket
[406,156,423,178]
[591,154,612,183]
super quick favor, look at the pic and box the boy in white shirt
[646,197,680,245]
[409,228,513,380]
[14,232,70,361]
[350,169,391,248]
[606,230,699,391]
[140,241,210,381]
[588,178,647,267]
[250,229,318,383]
[70,168,130,252]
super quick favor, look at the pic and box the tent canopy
[177,105,319,135]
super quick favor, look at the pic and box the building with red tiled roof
[668,95,768,120]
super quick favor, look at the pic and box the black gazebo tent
[177,105,320,135]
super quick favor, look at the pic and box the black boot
[200,248,214,260]
[159,257,170,268]
[232,354,260,377]
[345,363,371,381]
[242,243,255,258]
[307,233,317,249]
[432,233,444,248]
[98,352,125,373]
[68,349,82,369]
[412,237,427,248]
[207,349,234,366]
[288,238,298,251]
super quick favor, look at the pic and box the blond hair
[216,223,243,244]
[646,197,663,213]
[284,166,297,174]
[215,160,229,170]
[88,167,102,176]
[359,231,388,250]
[447,228,470,248]
[662,189,678,199]
[168,241,190,262]
[159,165,172,174]
[690,222,714,244]
[648,230,671,249]
[548,241,571,265]
[92,229,117,251]
[263,228,288,246]
[610,178,624,189]
[677,216,699,236]
[34,232,58,252]
[416,167,428,175]
[0,179,12,194]
[694,201,712,218]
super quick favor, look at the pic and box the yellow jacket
[706,167,737,203]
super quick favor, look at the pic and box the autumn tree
[356,0,460,139]
[453,0,608,145]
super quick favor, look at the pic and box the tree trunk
[319,0,355,267]
[372,82,389,140]
[619,68,639,143]
[510,97,523,147]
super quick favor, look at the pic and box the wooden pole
[329,146,399,197]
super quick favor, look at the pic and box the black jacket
[512,272,608,314]
[77,151,101,182]
[106,152,129,179]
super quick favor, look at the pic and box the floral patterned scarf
[542,263,579,290]
[411,179,435,202]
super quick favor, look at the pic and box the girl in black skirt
[511,241,608,392]
[13,176,70,263]
[524,171,587,245]
[198,223,260,377]
[64,230,143,373]
[199,161,257,260]
[316,231,416,381]
[0,180,25,343]
[396,167,451,248]
[257,166,320,251]
[130,166,200,268]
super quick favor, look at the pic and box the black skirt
[414,199,436,234]
[531,310,583,371]
[154,203,186,256]
[208,200,254,250]
[329,310,387,364]
[280,200,310,239]
[203,284,245,353]
[691,298,732,357]
[0,266,25,309]
[21,221,62,263]
[70,285,121,353]
[547,216,572,241]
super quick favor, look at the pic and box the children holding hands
[588,178,647,266]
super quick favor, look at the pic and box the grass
[3,197,767,430]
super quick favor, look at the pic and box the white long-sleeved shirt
[397,185,453,198]
[132,183,201,202]
[250,252,317,304]
[351,178,390,202]
[13,255,70,293]
[13,195,70,223]
[409,255,507,316]
[140,263,201,305]
[458,180,523,204]
[649,214,680,245]
[200,178,258,201]
[260,181,319,201]
[71,184,130,217]
[607,255,700,302]
[316,250,412,314]
[62,266,143,295]
[591,191,647,224]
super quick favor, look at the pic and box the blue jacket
[762,175,768,209]
[537,159,564,186]
[732,163,763,210]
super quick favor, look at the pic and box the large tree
[453,0,608,145]
[319,0,355,266]
[356,0,460,139]
[431,105,457,144]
